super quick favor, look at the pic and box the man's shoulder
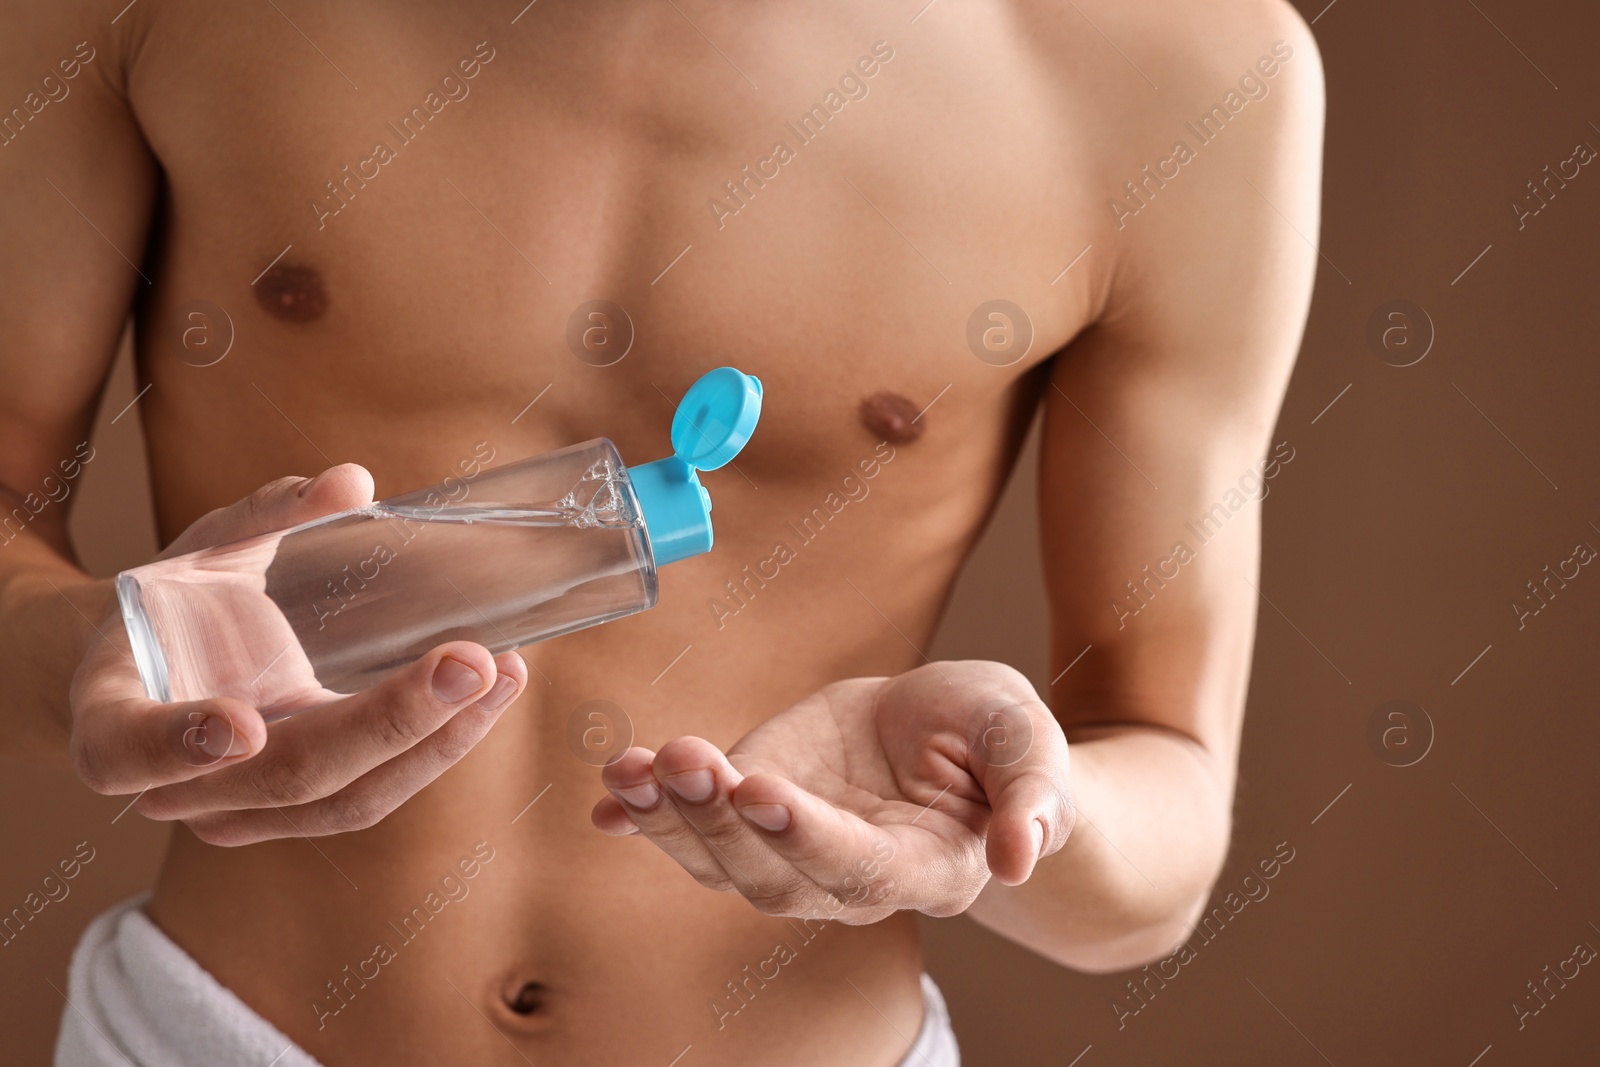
[1013,0,1321,117]
[1140,0,1323,112]
[1020,0,1316,68]
[1016,0,1324,227]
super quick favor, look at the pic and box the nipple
[254,262,328,323]
[858,391,925,444]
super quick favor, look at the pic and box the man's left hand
[590,661,1074,923]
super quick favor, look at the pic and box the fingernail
[615,782,659,809]
[475,675,518,712]
[196,716,237,758]
[663,769,714,803]
[432,656,486,703]
[297,471,326,497]
[741,803,790,833]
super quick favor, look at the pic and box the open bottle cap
[630,367,763,566]
[671,366,764,469]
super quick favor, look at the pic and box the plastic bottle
[115,367,762,718]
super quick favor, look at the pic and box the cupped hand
[68,465,528,845]
[590,661,1074,922]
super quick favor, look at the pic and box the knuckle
[694,871,738,893]
[321,792,385,834]
[238,492,265,526]
[70,738,116,795]
[744,878,816,917]
[658,822,715,859]
[371,703,429,750]
[254,756,322,806]
[428,722,481,766]
[696,817,754,855]
[245,477,298,519]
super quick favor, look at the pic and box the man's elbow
[1048,887,1220,974]
[1049,814,1234,974]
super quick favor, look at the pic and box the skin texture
[0,1,1322,1064]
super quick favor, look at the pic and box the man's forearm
[0,519,110,762]
[963,725,1233,973]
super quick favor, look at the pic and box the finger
[962,698,1074,885]
[589,794,638,835]
[137,641,498,820]
[70,694,268,796]
[983,770,1075,887]
[184,653,528,845]
[647,737,820,914]
[596,746,737,891]
[162,463,375,556]
[730,772,963,919]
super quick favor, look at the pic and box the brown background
[5,1,1600,1063]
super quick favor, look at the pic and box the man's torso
[122,2,1118,1062]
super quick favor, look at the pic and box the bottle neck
[628,456,714,566]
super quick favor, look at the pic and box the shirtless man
[0,1,1322,1063]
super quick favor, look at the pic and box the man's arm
[964,2,1324,970]
[582,0,1323,973]
[0,7,528,841]
[0,6,155,759]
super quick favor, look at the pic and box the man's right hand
[67,464,528,846]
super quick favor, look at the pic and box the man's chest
[129,1,1103,504]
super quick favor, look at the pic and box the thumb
[71,694,267,796]
[960,694,1075,883]
[983,770,1075,887]
[162,463,375,556]
[965,697,1074,885]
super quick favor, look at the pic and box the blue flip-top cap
[629,367,762,566]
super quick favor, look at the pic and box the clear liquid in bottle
[118,441,656,718]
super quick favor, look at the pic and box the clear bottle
[116,367,763,718]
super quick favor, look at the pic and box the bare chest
[126,0,1101,521]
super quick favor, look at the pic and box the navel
[254,262,328,323]
[504,981,547,1016]
[859,391,925,444]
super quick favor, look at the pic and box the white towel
[54,893,324,1067]
[906,972,962,1067]
[56,893,957,1067]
